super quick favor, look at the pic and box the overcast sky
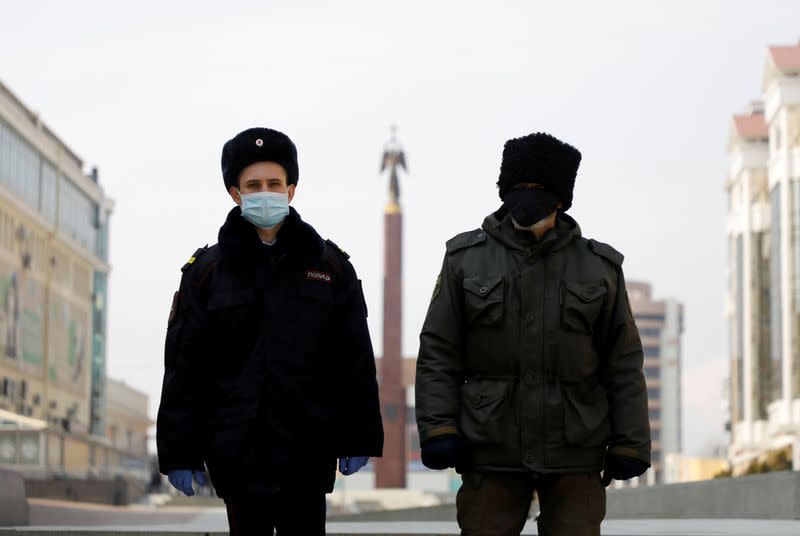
[2,0,799,457]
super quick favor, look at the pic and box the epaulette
[325,239,350,260]
[323,239,350,278]
[181,245,209,273]
[588,239,624,267]
[446,229,487,254]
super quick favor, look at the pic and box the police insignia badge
[431,273,442,302]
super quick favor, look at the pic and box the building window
[736,233,745,421]
[644,346,661,358]
[644,366,660,380]
[770,184,783,402]
[58,177,96,251]
[636,314,665,322]
[639,327,661,338]
[648,387,661,401]
[40,162,58,223]
[649,408,661,421]
[0,119,41,211]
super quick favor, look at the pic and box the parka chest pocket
[297,283,334,306]
[561,281,607,334]
[207,289,259,312]
[288,283,335,342]
[463,276,504,326]
[295,283,335,320]
[206,289,262,358]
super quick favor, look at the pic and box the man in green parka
[415,132,650,536]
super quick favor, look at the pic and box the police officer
[156,127,383,535]
[415,133,650,536]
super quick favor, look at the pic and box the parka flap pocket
[207,289,257,311]
[298,283,334,304]
[562,381,610,446]
[463,380,510,409]
[459,380,512,445]
[209,404,259,428]
[561,280,607,334]
[463,276,503,299]
[565,282,608,303]
[462,276,504,326]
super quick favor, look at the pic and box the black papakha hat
[496,132,581,210]
[221,127,299,190]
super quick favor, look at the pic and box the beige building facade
[0,78,148,480]
[727,42,800,473]
[664,454,728,484]
[105,378,149,463]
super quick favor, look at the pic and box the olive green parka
[415,209,650,474]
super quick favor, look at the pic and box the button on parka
[157,206,383,497]
[416,208,650,474]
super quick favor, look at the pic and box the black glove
[421,436,461,470]
[601,453,649,487]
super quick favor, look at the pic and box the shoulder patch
[325,239,350,260]
[181,245,209,273]
[588,239,624,267]
[446,229,487,255]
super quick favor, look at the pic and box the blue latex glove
[167,469,207,496]
[421,436,461,470]
[338,456,369,476]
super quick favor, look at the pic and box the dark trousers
[224,492,327,535]
[456,471,605,536]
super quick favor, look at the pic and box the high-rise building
[727,42,800,472]
[627,281,684,484]
[0,79,146,479]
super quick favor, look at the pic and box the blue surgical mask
[238,189,290,229]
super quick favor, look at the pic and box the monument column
[375,128,407,488]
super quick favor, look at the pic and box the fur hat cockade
[496,132,581,210]
[221,127,299,191]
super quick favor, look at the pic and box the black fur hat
[221,127,299,191]
[496,132,581,210]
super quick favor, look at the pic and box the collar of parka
[218,205,325,266]
[482,206,581,259]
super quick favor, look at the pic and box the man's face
[509,182,563,212]
[505,182,564,235]
[228,161,296,205]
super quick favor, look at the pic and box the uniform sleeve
[334,271,384,457]
[598,266,651,465]
[415,253,465,444]
[156,268,211,473]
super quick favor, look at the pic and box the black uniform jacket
[156,206,383,497]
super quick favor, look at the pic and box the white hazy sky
[2,0,798,457]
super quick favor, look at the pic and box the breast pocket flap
[463,276,503,299]
[565,282,607,303]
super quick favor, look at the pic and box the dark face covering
[502,188,561,226]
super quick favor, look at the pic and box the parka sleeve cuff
[157,457,206,475]
[608,445,651,466]
[420,424,459,444]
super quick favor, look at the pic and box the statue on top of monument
[380,125,406,205]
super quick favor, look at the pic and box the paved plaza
[0,500,799,536]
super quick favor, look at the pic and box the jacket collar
[482,206,581,258]
[218,205,325,264]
